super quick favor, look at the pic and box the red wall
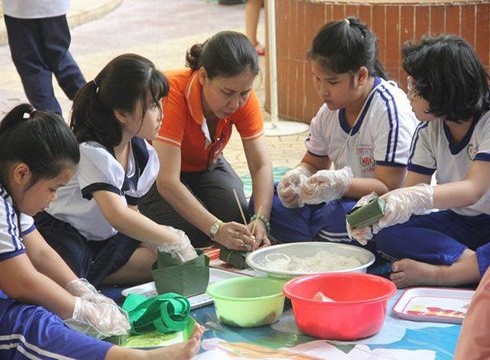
[266,1,490,123]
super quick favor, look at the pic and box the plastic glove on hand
[65,297,130,339]
[157,226,198,263]
[65,278,116,307]
[301,167,353,205]
[65,278,97,297]
[277,166,312,208]
[374,183,434,232]
[346,192,378,245]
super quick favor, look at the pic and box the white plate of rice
[246,242,375,279]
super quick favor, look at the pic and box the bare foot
[390,258,446,288]
[147,338,200,360]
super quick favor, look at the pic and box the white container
[246,242,375,279]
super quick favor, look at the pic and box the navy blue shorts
[374,210,490,276]
[254,183,358,244]
[34,212,140,286]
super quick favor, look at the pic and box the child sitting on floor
[0,103,203,359]
[349,35,490,288]
[266,16,417,244]
[35,54,198,288]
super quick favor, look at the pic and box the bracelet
[250,214,271,234]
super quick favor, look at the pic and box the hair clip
[23,109,36,119]
[92,79,99,94]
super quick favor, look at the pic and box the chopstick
[233,189,248,225]
[251,205,262,235]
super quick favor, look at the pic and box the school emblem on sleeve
[356,144,375,174]
[467,144,478,160]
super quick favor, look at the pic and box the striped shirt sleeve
[408,122,436,175]
[372,84,417,167]
[0,192,26,261]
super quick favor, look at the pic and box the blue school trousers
[0,297,111,359]
[251,184,357,244]
[374,210,490,276]
[4,14,85,114]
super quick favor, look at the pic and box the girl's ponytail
[0,104,79,187]
[347,17,388,80]
[70,54,169,149]
[0,103,34,137]
[71,76,122,148]
[309,16,388,80]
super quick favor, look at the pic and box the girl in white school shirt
[35,54,198,288]
[0,104,203,359]
[350,35,490,289]
[265,17,417,245]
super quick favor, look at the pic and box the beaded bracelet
[250,214,271,234]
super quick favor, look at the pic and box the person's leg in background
[41,15,86,101]
[4,15,62,114]
[245,0,265,56]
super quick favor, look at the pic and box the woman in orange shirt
[140,31,273,251]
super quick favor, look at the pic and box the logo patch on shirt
[467,144,478,160]
[357,144,375,174]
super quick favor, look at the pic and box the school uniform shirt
[157,69,264,172]
[2,0,70,19]
[46,138,159,240]
[0,184,36,261]
[306,77,418,177]
[408,109,490,216]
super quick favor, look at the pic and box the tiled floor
[0,0,308,176]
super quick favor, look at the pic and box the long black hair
[71,54,169,148]
[309,16,388,79]
[0,103,80,189]
[403,35,490,123]
[185,31,259,79]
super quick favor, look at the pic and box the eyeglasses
[407,76,420,99]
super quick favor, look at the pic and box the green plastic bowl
[206,277,286,327]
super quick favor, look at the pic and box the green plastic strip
[122,292,190,335]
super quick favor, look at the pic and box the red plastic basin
[283,273,396,340]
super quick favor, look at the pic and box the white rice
[262,250,362,273]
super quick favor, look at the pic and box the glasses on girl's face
[407,76,421,99]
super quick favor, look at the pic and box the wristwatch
[209,219,223,239]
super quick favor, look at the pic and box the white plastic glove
[64,297,130,339]
[300,167,353,205]
[345,192,378,245]
[375,183,434,229]
[157,226,198,263]
[348,184,434,245]
[277,165,313,208]
[65,278,115,306]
